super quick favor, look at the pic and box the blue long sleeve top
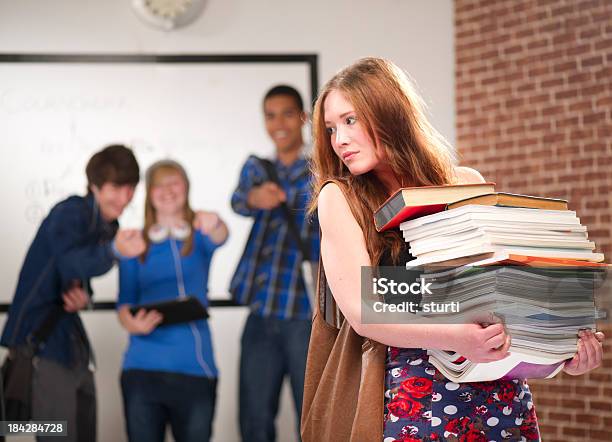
[117,230,222,378]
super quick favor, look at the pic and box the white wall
[0,1,454,441]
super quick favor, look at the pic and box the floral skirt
[383,347,540,442]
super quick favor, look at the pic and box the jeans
[120,370,217,442]
[239,313,312,442]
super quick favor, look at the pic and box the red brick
[562,398,587,409]
[582,112,607,124]
[580,28,601,39]
[594,38,612,51]
[555,89,579,100]
[589,368,612,380]
[551,4,576,17]
[569,100,594,112]
[571,158,594,168]
[529,121,551,131]
[539,424,559,436]
[542,20,564,33]
[557,116,580,128]
[595,95,612,107]
[512,1,531,13]
[528,93,551,104]
[542,133,566,144]
[567,43,593,56]
[482,102,502,112]
[549,411,573,421]
[576,413,602,425]
[582,54,604,67]
[554,60,578,73]
[565,15,590,28]
[481,76,500,86]
[528,64,551,76]
[586,200,609,209]
[594,66,612,81]
[518,109,538,120]
[568,71,592,83]
[541,77,565,88]
[553,32,576,45]
[592,10,612,23]
[541,104,565,116]
[504,44,524,56]
[516,28,536,39]
[480,49,500,59]
[527,38,550,50]
[589,400,612,411]
[575,385,600,395]
[590,429,612,441]
[562,426,587,437]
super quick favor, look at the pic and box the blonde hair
[141,160,195,261]
[310,57,457,265]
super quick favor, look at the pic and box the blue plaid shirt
[229,154,320,320]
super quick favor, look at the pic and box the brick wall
[455,0,612,440]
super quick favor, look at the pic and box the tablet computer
[129,297,209,326]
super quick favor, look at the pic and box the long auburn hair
[141,160,195,261]
[310,57,457,266]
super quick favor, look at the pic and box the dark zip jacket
[1,193,118,367]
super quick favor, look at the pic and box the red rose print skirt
[383,347,541,442]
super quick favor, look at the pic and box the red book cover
[377,203,447,232]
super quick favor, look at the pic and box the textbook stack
[374,187,606,382]
[401,203,604,267]
[417,265,601,382]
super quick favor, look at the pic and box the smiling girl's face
[149,171,187,219]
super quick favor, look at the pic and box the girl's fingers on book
[580,337,593,371]
[502,334,511,353]
[484,336,511,362]
[566,341,583,372]
[564,355,579,373]
[584,333,602,369]
[594,331,605,342]
[480,323,505,340]
[485,332,506,349]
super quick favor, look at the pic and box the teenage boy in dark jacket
[1,144,144,442]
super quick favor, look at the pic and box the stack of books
[401,204,603,267]
[418,265,601,382]
[374,185,606,382]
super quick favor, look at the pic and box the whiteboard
[0,55,315,302]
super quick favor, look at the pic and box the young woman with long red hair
[302,57,603,442]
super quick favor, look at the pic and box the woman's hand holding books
[446,323,511,363]
[563,329,604,376]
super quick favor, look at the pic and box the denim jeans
[239,312,312,442]
[120,370,216,442]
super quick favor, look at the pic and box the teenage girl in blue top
[117,160,229,442]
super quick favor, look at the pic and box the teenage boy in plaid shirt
[230,85,320,442]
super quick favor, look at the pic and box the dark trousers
[120,369,217,442]
[239,313,312,442]
[32,356,96,442]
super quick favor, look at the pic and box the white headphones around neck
[148,221,191,243]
